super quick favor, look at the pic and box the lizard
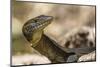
[22,15,74,63]
[22,15,95,63]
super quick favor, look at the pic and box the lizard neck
[32,34,71,63]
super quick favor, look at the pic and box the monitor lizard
[22,15,74,63]
[22,15,95,63]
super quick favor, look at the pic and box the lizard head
[22,15,53,47]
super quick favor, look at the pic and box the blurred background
[12,0,96,65]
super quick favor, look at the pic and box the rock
[78,51,96,62]
[12,54,51,66]
[66,55,78,62]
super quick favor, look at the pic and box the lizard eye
[34,19,38,22]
